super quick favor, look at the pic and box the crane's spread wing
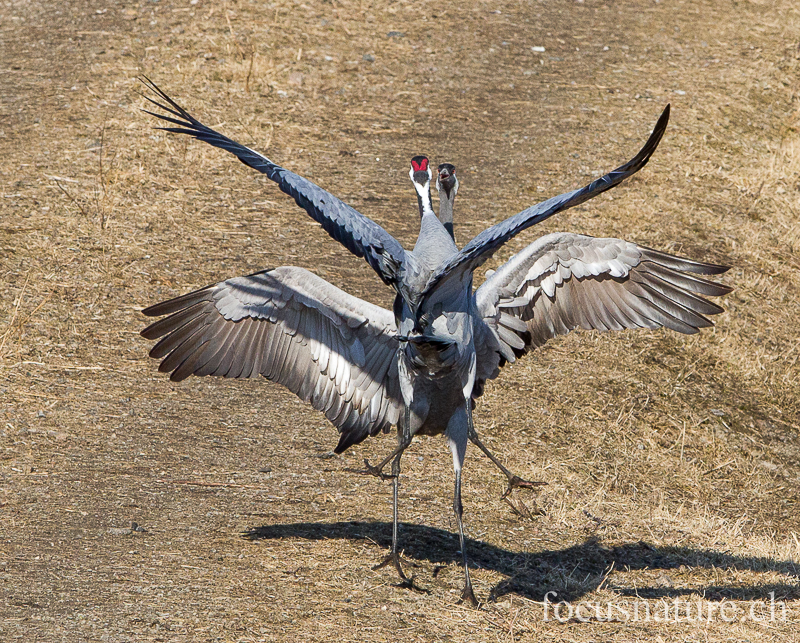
[418,106,670,318]
[472,232,731,390]
[139,78,409,289]
[141,266,403,453]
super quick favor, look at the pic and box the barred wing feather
[474,232,731,384]
[141,266,402,453]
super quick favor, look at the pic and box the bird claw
[373,553,429,594]
[458,584,480,607]
[500,475,547,499]
[356,458,396,481]
[372,552,407,578]
[372,551,419,578]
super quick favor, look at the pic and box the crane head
[436,163,458,199]
[409,155,432,187]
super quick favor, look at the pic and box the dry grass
[2,0,800,640]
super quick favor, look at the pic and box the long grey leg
[466,408,546,498]
[372,438,409,580]
[453,466,477,606]
[445,403,478,606]
[371,404,423,588]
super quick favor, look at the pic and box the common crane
[139,80,730,604]
[432,159,546,493]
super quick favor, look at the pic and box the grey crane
[139,79,731,604]
[433,159,547,494]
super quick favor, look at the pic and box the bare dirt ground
[2,0,800,640]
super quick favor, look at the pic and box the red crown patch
[411,157,429,172]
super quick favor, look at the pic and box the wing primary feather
[142,301,209,342]
[621,280,691,332]
[587,283,625,331]
[639,246,730,275]
[236,319,263,379]
[157,322,210,374]
[576,284,611,332]
[595,279,646,329]
[633,271,725,316]
[247,318,270,378]
[214,326,244,377]
[225,318,253,379]
[194,321,239,377]
[631,283,706,333]
[150,312,210,363]
[636,282,714,329]
[600,279,658,330]
[171,339,214,382]
[171,316,230,377]
[272,323,296,382]
[141,287,213,319]
[639,261,733,297]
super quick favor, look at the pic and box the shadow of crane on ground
[243,521,800,603]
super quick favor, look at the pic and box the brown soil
[2,0,799,640]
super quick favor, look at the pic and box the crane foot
[458,583,480,607]
[373,552,429,594]
[500,475,547,499]
[372,551,419,578]
[352,458,396,481]
[398,575,431,595]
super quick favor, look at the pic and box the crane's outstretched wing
[418,106,670,317]
[141,266,403,453]
[472,232,731,391]
[139,78,409,289]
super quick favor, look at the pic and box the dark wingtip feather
[138,76,207,135]
[142,286,214,319]
[640,246,733,277]
[623,103,670,173]
[702,263,731,276]
[141,322,161,341]
[139,77,190,118]
[334,428,368,454]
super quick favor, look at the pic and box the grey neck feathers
[437,187,456,241]
[438,192,455,240]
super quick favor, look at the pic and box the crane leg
[371,406,426,592]
[466,415,547,499]
[445,403,479,606]
[453,467,478,607]
[358,438,411,480]
[371,449,411,579]
[359,398,416,479]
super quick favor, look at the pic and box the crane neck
[437,189,455,241]
[413,180,435,220]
